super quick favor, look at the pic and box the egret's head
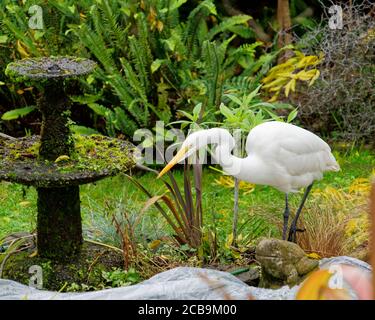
[157,131,205,178]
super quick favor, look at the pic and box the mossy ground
[1,241,124,292]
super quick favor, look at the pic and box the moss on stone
[37,186,82,260]
[0,134,136,187]
[38,81,74,161]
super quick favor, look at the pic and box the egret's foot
[287,226,306,243]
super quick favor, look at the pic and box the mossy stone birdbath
[1,57,136,261]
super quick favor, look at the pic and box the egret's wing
[246,122,339,177]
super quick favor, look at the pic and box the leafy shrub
[1,0,259,137]
[68,0,257,136]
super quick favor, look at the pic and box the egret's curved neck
[196,128,247,178]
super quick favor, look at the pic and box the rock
[348,242,370,263]
[255,238,319,288]
[235,268,260,287]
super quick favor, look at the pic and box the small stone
[235,268,260,287]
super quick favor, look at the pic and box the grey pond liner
[0,256,370,300]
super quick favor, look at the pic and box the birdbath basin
[1,57,136,261]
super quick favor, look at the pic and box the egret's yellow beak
[157,146,190,178]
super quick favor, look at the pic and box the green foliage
[169,102,219,130]
[207,15,252,41]
[69,125,99,135]
[220,85,296,137]
[102,267,141,287]
[0,0,330,140]
[0,0,85,134]
[68,0,252,136]
[1,106,36,120]
[0,0,258,137]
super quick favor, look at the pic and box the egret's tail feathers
[328,163,340,172]
[327,153,340,172]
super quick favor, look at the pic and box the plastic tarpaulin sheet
[0,256,370,300]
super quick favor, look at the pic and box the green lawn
[1,146,374,248]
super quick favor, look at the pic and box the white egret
[158,121,340,242]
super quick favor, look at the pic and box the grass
[0,146,374,261]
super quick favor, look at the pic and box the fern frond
[207,15,251,41]
[97,0,129,53]
[202,40,221,108]
[120,57,148,103]
[227,25,254,39]
[87,103,110,117]
[224,75,257,95]
[73,24,117,73]
[224,41,263,70]
[129,35,152,96]
[113,107,138,136]
[184,0,217,58]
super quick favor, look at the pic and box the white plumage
[158,121,340,241]
[242,121,340,192]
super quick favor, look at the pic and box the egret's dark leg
[282,193,290,240]
[288,183,313,242]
